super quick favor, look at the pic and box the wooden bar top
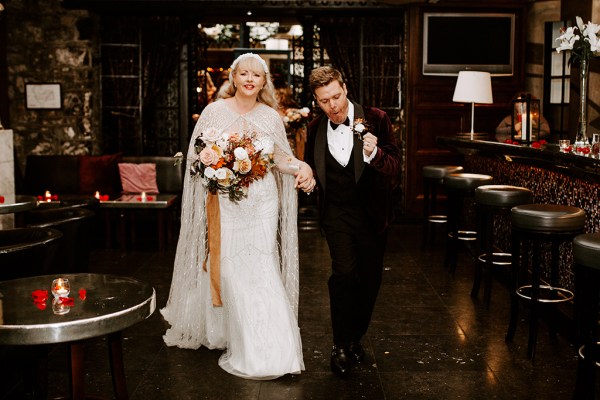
[437,136,600,183]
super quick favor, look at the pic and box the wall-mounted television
[422,12,515,76]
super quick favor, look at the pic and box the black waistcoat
[324,147,360,207]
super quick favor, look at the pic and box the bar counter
[437,136,600,291]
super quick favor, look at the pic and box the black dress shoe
[348,342,365,363]
[330,346,351,377]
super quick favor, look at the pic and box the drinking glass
[51,278,70,298]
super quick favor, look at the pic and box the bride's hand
[294,162,314,192]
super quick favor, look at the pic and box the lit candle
[141,191,147,202]
[94,191,100,199]
[521,113,528,141]
[45,190,52,202]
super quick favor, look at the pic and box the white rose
[234,147,249,160]
[215,168,228,180]
[204,167,216,179]
[354,123,365,133]
[201,127,222,143]
[300,107,310,116]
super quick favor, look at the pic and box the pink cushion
[118,163,159,194]
[78,153,122,195]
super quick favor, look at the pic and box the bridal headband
[230,53,269,74]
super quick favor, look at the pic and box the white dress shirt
[327,102,376,167]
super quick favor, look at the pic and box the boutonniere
[352,118,370,141]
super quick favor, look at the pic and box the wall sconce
[511,94,540,143]
[452,71,493,141]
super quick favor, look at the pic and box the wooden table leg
[158,210,165,252]
[69,341,86,400]
[107,332,129,400]
[118,210,127,251]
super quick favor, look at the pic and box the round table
[0,195,37,215]
[0,273,156,399]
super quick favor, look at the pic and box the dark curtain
[319,18,362,101]
[319,17,404,118]
[141,17,184,154]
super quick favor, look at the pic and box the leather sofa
[22,154,185,199]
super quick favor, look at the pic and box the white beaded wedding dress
[160,99,304,380]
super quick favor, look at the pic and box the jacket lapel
[315,116,328,191]
[352,101,366,183]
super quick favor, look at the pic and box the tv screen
[423,12,515,76]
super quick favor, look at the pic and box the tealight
[51,278,71,298]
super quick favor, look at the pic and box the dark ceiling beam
[60,0,411,19]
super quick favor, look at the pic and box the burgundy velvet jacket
[305,101,401,234]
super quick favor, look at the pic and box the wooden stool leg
[527,241,542,361]
[108,332,129,400]
[69,341,86,400]
[506,231,521,342]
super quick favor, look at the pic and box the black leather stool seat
[444,173,493,191]
[573,233,600,269]
[474,185,534,207]
[422,165,464,180]
[472,185,533,309]
[421,165,464,250]
[444,173,494,275]
[511,204,586,232]
[507,203,586,361]
[572,233,600,400]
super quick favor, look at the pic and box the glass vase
[576,57,590,147]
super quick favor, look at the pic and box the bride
[160,53,314,380]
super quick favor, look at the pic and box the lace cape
[160,100,300,349]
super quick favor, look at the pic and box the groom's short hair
[309,66,344,93]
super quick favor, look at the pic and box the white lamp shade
[452,71,493,104]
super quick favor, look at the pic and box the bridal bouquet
[176,128,275,202]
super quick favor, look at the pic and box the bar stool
[472,185,534,309]
[443,173,493,275]
[572,232,600,400]
[506,204,586,361]
[421,165,464,250]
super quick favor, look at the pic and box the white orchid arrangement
[556,16,600,65]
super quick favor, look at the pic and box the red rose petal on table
[512,141,519,145]
[504,139,512,144]
[79,289,86,300]
[34,301,47,310]
[59,297,75,306]
[532,142,541,148]
[0,195,4,203]
[31,289,49,302]
[539,139,547,145]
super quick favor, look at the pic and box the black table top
[0,273,155,345]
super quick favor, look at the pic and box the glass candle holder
[51,278,70,298]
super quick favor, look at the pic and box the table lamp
[452,71,493,140]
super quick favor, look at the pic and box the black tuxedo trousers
[322,204,388,348]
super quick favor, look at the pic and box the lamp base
[456,132,489,141]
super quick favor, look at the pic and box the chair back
[0,227,63,280]
[26,207,95,274]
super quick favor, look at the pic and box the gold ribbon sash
[203,193,222,307]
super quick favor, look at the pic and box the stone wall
[4,0,100,175]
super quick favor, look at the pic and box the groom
[305,66,401,377]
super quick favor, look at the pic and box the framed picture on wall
[25,83,62,110]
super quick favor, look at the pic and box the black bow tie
[330,117,350,130]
